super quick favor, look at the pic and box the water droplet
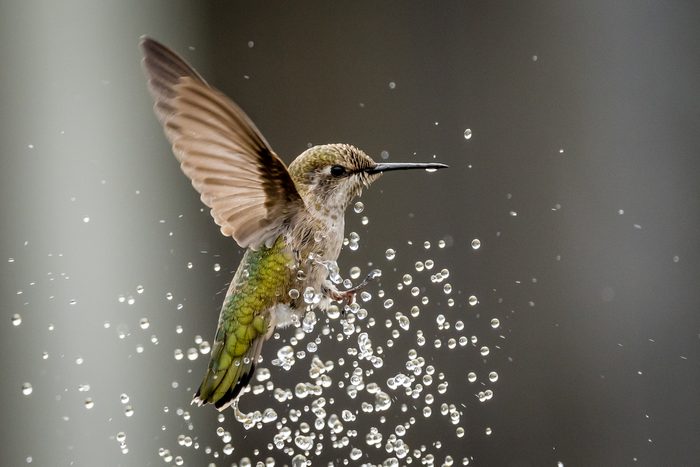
[380,150,390,160]
[165,292,173,301]
[489,371,499,382]
[303,287,316,304]
[468,295,478,306]
[389,81,396,89]
[174,349,183,361]
[288,288,300,300]
[368,269,382,280]
[354,201,364,213]
[84,398,94,409]
[485,427,492,435]
[383,299,394,309]
[385,248,396,260]
[120,393,130,404]
[471,238,481,250]
[135,285,144,294]
[213,263,221,272]
[139,318,149,330]
[12,313,22,326]
[464,128,472,140]
[124,405,134,417]
[490,318,500,328]
[247,40,255,48]
[75,356,84,365]
[480,346,490,357]
[467,372,477,383]
[275,345,295,370]
[443,283,452,294]
[82,216,90,223]
[21,382,33,395]
[187,347,198,360]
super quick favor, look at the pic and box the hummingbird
[140,37,448,410]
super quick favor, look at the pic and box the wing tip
[139,35,161,52]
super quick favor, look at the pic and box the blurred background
[1,1,699,466]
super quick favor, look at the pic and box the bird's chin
[363,172,382,188]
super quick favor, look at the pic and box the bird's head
[288,144,447,215]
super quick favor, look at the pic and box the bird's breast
[285,212,345,306]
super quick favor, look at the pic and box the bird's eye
[330,165,347,177]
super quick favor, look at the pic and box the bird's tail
[192,323,266,411]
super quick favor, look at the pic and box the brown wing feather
[139,36,303,249]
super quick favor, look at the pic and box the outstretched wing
[140,36,303,249]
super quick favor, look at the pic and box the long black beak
[365,162,449,174]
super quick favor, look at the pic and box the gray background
[1,1,699,466]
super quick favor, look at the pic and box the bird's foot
[336,269,382,315]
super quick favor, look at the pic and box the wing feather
[140,36,303,249]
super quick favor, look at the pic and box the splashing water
[151,227,502,466]
[11,203,503,466]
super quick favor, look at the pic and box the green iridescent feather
[195,237,293,407]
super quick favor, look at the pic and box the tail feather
[193,332,265,411]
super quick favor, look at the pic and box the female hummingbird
[140,37,447,410]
